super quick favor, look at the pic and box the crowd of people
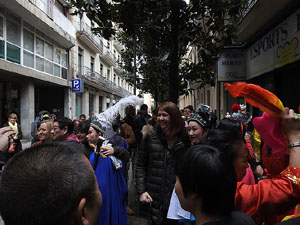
[0,95,300,225]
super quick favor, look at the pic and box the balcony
[114,61,123,74]
[100,48,116,67]
[77,22,104,53]
[236,0,296,42]
[77,66,126,97]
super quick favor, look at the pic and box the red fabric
[235,166,300,220]
[231,104,241,113]
[62,133,80,143]
[241,164,255,185]
[32,140,44,147]
[261,144,289,177]
[253,112,287,158]
[224,82,284,118]
[246,139,255,159]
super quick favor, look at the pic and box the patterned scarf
[8,121,18,137]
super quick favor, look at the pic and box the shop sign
[246,8,300,79]
[217,50,246,81]
[71,79,83,93]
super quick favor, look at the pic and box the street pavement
[0,140,147,225]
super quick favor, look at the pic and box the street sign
[72,79,83,92]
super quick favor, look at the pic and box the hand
[255,165,264,176]
[244,132,251,141]
[0,127,15,152]
[100,145,115,156]
[0,126,15,137]
[139,192,153,204]
[281,108,300,143]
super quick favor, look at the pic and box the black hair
[184,105,194,111]
[176,145,236,217]
[216,118,246,143]
[140,104,148,111]
[0,143,96,225]
[55,117,74,135]
[78,120,91,134]
[79,114,86,119]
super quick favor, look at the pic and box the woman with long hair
[136,102,190,225]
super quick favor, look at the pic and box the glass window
[6,17,21,46]
[7,43,20,63]
[23,21,34,32]
[45,60,53,74]
[36,37,44,56]
[23,51,34,68]
[54,48,61,64]
[45,42,53,61]
[0,17,3,38]
[23,29,34,52]
[78,48,82,74]
[61,51,67,67]
[36,56,44,71]
[0,40,4,59]
[54,64,60,77]
[62,67,67,79]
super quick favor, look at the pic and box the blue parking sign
[72,79,83,92]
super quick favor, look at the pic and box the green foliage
[70,0,247,104]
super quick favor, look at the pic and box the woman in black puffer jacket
[135,102,190,225]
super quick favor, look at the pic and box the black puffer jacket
[135,127,190,225]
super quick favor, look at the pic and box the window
[54,48,61,64]
[61,51,67,68]
[107,42,110,50]
[54,64,60,77]
[23,28,34,68]
[6,14,21,46]
[7,43,20,63]
[36,37,44,56]
[45,42,53,61]
[0,40,4,59]
[113,74,116,83]
[0,16,3,59]
[23,29,34,52]
[36,56,44,71]
[23,51,34,68]
[78,47,82,74]
[45,60,53,74]
[107,69,110,80]
[91,56,94,72]
[0,16,3,38]
[6,13,21,64]
[100,63,103,75]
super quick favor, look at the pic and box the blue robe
[90,152,127,225]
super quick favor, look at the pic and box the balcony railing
[78,66,128,96]
[239,0,258,22]
[77,22,103,53]
[104,48,116,65]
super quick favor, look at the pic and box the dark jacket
[135,127,190,225]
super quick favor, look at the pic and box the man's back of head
[0,143,102,225]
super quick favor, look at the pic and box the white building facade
[0,0,133,138]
